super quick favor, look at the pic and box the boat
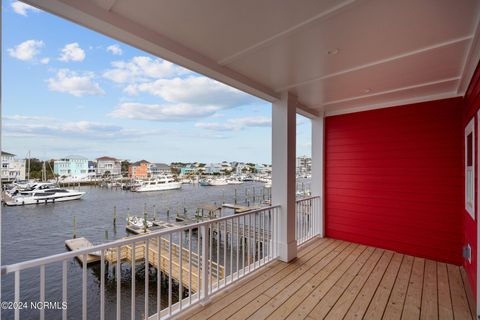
[132,175,181,192]
[5,187,85,206]
[227,178,243,185]
[200,178,229,186]
[180,178,192,184]
[127,216,154,228]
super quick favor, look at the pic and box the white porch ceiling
[26,0,480,116]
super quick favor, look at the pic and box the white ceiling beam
[296,101,321,119]
[276,35,472,92]
[217,0,359,66]
[457,10,480,95]
[322,77,460,107]
[24,0,280,102]
[325,91,461,117]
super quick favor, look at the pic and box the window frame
[465,118,475,219]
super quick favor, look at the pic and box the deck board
[171,237,473,320]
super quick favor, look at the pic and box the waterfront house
[7,1,480,319]
[53,155,89,179]
[1,151,25,181]
[149,163,171,176]
[96,156,122,177]
[128,160,149,179]
[180,163,200,175]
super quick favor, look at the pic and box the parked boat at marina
[4,187,85,206]
[132,175,181,192]
[199,178,229,186]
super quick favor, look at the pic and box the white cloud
[3,115,154,140]
[195,116,271,131]
[109,102,221,121]
[7,40,44,61]
[59,43,85,62]
[47,69,105,97]
[103,56,189,83]
[125,76,254,108]
[11,1,41,16]
[40,57,50,64]
[106,44,123,55]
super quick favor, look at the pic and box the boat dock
[65,237,101,264]
[65,235,224,292]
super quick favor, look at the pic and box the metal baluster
[223,220,227,287]
[230,219,233,284]
[83,254,87,320]
[157,236,161,320]
[145,240,149,319]
[216,222,220,291]
[40,265,45,320]
[101,250,105,320]
[14,271,20,320]
[188,228,192,305]
[131,242,136,320]
[62,260,67,320]
[197,230,201,302]
[179,232,183,310]
[116,246,121,320]
[236,216,240,281]
[209,223,213,294]
[253,212,258,270]
[242,215,245,275]
[168,234,172,316]
[201,224,209,302]
[248,214,251,273]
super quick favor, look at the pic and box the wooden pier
[66,235,224,293]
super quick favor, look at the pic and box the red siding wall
[325,98,464,265]
[463,63,480,297]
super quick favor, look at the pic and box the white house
[1,151,25,181]
[96,156,122,176]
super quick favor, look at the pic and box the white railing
[1,206,280,320]
[296,196,321,245]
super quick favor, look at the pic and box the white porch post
[311,115,325,237]
[272,92,297,262]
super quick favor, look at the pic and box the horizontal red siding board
[325,97,464,266]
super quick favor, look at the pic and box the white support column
[272,92,297,262]
[311,115,325,237]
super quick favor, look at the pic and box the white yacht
[200,178,228,186]
[132,175,181,192]
[5,187,85,206]
[127,216,154,228]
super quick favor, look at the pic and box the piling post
[105,230,109,240]
[253,186,256,204]
[234,188,237,205]
[113,206,117,227]
[73,216,77,239]
[153,205,157,221]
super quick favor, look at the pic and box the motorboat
[132,175,181,192]
[200,178,228,186]
[5,187,85,206]
[127,216,154,228]
[227,178,243,185]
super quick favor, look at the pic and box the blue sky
[2,1,311,164]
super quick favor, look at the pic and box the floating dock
[65,237,101,264]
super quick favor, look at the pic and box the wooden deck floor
[173,237,475,320]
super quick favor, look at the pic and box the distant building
[96,156,122,176]
[180,163,199,175]
[129,160,149,179]
[88,161,97,177]
[1,151,26,181]
[205,163,222,174]
[54,155,89,179]
[149,163,171,176]
[296,156,311,175]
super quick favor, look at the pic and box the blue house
[54,155,89,179]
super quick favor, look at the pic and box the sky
[2,1,312,164]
